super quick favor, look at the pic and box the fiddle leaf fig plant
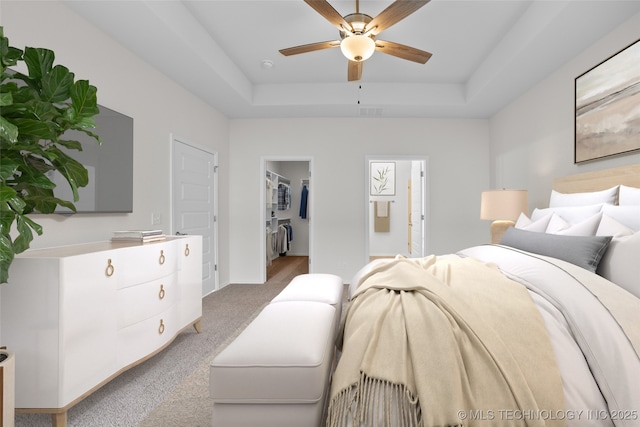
[0,27,101,283]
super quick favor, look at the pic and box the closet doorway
[366,156,428,261]
[261,158,313,283]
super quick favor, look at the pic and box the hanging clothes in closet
[273,223,293,256]
[266,226,274,265]
[277,183,291,211]
[299,184,308,219]
[266,178,274,206]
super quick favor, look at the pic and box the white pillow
[531,204,603,224]
[545,213,570,234]
[548,213,602,236]
[619,185,640,206]
[515,212,530,228]
[515,213,552,232]
[601,205,640,232]
[549,186,618,207]
[597,231,640,299]
[596,214,635,237]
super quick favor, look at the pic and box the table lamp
[480,189,528,244]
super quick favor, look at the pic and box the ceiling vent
[359,107,383,117]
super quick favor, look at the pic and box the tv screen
[49,105,134,213]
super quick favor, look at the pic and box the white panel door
[172,138,218,296]
[410,160,425,257]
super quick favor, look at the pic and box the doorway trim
[260,156,314,284]
[364,155,429,264]
[170,134,219,294]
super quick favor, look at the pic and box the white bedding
[460,245,640,427]
[342,245,640,427]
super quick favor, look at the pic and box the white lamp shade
[340,35,375,62]
[480,190,528,221]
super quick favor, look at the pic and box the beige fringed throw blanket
[327,255,566,427]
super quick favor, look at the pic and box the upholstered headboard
[553,164,640,193]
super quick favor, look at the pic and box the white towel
[376,201,389,217]
[374,202,391,232]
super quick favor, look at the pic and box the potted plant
[0,27,101,426]
[0,26,101,284]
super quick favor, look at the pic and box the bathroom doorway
[365,156,428,261]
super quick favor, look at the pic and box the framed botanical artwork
[370,161,395,196]
[575,38,640,163]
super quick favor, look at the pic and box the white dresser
[0,236,202,426]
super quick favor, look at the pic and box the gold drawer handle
[184,244,190,257]
[105,259,114,277]
[159,250,165,265]
[158,319,165,335]
[158,284,165,300]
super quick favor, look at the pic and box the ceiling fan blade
[375,40,432,64]
[304,0,352,31]
[279,40,340,56]
[348,60,363,81]
[366,0,430,35]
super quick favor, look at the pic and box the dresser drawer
[117,273,177,328]
[117,306,179,368]
[116,241,179,289]
[60,250,120,289]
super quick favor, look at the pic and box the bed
[327,164,640,427]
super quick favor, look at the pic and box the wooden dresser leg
[52,410,67,427]
[193,319,202,334]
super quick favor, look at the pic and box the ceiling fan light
[351,21,366,32]
[340,34,375,62]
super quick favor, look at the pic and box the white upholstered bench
[271,273,344,329]
[209,274,344,427]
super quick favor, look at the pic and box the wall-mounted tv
[48,105,134,213]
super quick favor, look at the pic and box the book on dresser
[112,230,166,243]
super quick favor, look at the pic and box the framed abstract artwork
[370,162,396,196]
[575,38,640,163]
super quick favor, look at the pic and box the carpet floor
[14,256,327,427]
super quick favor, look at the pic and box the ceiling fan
[279,0,433,81]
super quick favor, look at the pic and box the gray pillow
[500,227,612,272]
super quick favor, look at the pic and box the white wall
[0,1,231,285]
[490,12,640,211]
[229,118,490,284]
